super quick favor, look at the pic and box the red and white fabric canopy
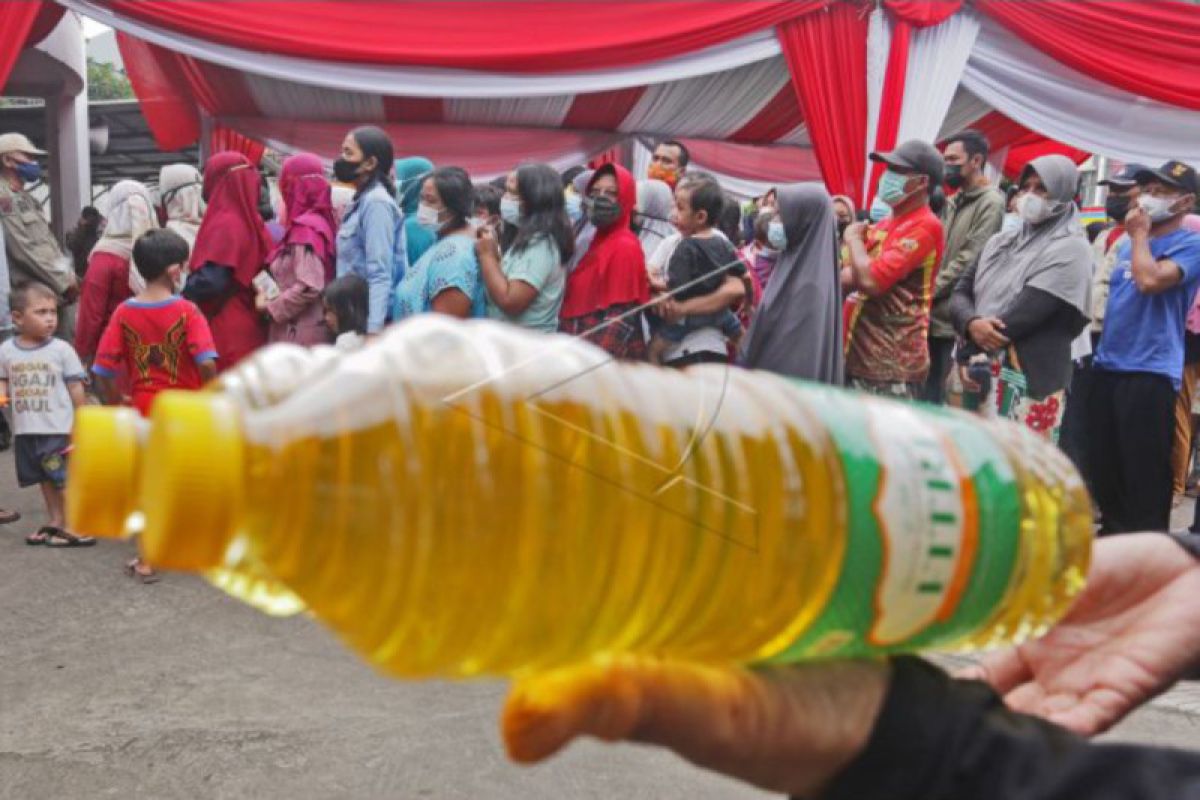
[49,0,1200,200]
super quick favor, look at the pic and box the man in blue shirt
[1090,160,1200,533]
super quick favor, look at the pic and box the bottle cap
[67,406,145,538]
[140,391,243,571]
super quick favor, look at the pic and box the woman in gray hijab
[949,154,1092,441]
[739,183,843,384]
[634,179,676,260]
[566,169,595,272]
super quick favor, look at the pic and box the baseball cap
[0,133,46,157]
[1098,163,1148,189]
[870,140,944,188]
[1134,160,1199,196]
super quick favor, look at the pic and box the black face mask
[588,196,622,229]
[1106,194,1131,223]
[837,220,850,240]
[944,164,966,189]
[333,157,363,183]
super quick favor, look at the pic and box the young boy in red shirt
[92,228,218,416]
[92,228,218,583]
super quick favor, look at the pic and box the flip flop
[25,525,54,546]
[124,558,161,584]
[0,508,22,526]
[43,528,96,548]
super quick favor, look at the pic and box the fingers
[1044,687,1133,736]
[972,647,1034,695]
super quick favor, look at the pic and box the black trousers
[1088,370,1176,533]
[1058,356,1094,489]
[923,335,956,404]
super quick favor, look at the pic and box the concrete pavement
[0,455,1196,799]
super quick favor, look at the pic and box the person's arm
[1126,205,1184,295]
[183,302,219,377]
[477,226,540,317]
[61,344,88,408]
[844,220,937,299]
[91,372,118,405]
[265,246,324,324]
[197,359,218,383]
[67,378,86,409]
[934,195,1004,302]
[662,274,746,322]
[998,287,1080,342]
[429,288,474,318]
[0,212,73,294]
[360,199,398,332]
[91,310,126,405]
[948,252,1009,352]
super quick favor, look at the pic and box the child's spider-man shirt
[93,297,218,416]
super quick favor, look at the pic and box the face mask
[588,195,622,229]
[14,161,41,184]
[332,157,362,184]
[877,170,916,206]
[416,202,442,231]
[1138,194,1183,224]
[1001,212,1021,233]
[565,193,583,225]
[869,195,890,223]
[767,220,787,251]
[1017,192,1053,225]
[647,163,678,190]
[836,220,850,240]
[944,164,965,190]
[1105,195,1131,223]
[500,196,521,226]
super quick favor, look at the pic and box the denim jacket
[336,181,407,332]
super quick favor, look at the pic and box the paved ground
[0,455,1197,799]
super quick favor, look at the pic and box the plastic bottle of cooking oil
[69,343,342,615]
[70,317,1092,677]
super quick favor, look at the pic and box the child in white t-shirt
[0,282,92,547]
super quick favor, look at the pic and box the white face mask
[415,202,442,231]
[1137,194,1183,224]
[1017,192,1053,225]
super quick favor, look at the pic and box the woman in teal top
[476,163,573,333]
[395,156,436,275]
[392,167,485,321]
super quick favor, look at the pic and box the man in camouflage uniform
[0,133,78,345]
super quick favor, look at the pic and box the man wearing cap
[0,133,78,341]
[841,139,946,399]
[1059,164,1144,481]
[1090,159,1200,533]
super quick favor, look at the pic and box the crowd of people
[0,125,1195,557]
[0,117,1198,793]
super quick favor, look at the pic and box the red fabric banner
[883,0,963,28]
[778,2,869,204]
[563,87,647,132]
[101,0,824,72]
[115,32,201,152]
[25,2,65,47]
[978,0,1200,112]
[678,139,820,183]
[211,127,266,167]
[866,17,912,204]
[730,85,803,144]
[0,1,46,92]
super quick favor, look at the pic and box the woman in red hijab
[559,163,650,360]
[183,152,272,369]
[256,153,336,346]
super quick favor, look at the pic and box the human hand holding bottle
[963,532,1200,736]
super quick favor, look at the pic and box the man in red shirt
[92,229,218,417]
[841,140,946,399]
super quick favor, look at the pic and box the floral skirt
[952,352,1066,442]
[559,303,647,361]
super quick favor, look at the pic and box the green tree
[87,58,133,101]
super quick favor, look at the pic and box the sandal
[125,558,161,584]
[43,528,96,548]
[0,508,22,526]
[25,525,54,546]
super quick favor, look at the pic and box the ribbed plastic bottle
[70,317,1092,677]
[69,342,342,615]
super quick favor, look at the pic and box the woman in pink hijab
[256,153,337,345]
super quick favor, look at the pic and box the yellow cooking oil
[70,317,1092,677]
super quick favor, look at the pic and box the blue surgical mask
[767,220,787,251]
[876,169,913,207]
[869,195,891,223]
[415,202,442,232]
[500,196,521,227]
[15,161,41,184]
[565,193,583,225]
[1001,212,1021,233]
